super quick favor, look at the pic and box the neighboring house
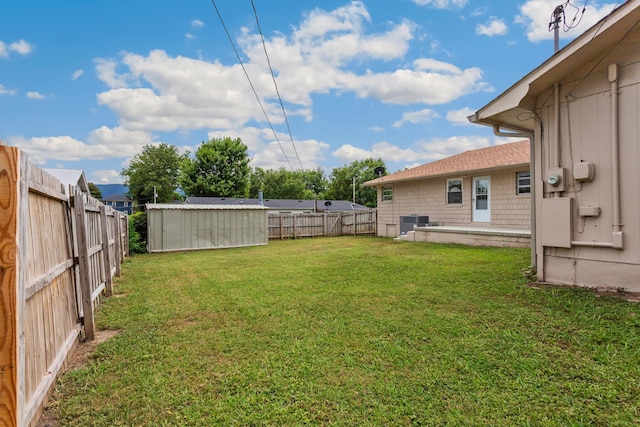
[43,168,89,196]
[103,194,134,215]
[184,197,370,214]
[362,141,531,246]
[469,1,640,291]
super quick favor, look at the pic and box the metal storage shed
[147,204,269,253]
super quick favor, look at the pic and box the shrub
[128,219,146,254]
[130,211,148,243]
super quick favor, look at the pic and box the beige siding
[375,168,531,237]
[534,49,640,291]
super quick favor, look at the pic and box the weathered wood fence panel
[268,211,376,239]
[0,146,128,427]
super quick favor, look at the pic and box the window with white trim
[447,179,462,204]
[382,186,393,201]
[517,171,531,195]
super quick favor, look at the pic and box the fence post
[353,212,356,236]
[122,213,129,257]
[0,146,22,426]
[293,215,297,239]
[323,212,327,237]
[113,213,122,277]
[73,195,95,341]
[99,206,113,296]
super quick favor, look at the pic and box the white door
[472,176,490,223]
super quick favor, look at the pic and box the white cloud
[9,39,33,55]
[72,69,85,80]
[392,108,439,128]
[350,59,491,105]
[516,0,617,42]
[333,135,495,168]
[92,1,491,150]
[92,170,123,184]
[26,91,45,100]
[369,126,385,132]
[476,17,508,36]
[411,0,468,8]
[1,39,33,58]
[185,33,196,41]
[446,107,476,126]
[191,19,204,28]
[95,57,131,89]
[0,83,16,95]
[8,126,158,164]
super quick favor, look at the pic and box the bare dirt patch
[528,282,640,303]
[36,329,120,427]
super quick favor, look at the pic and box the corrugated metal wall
[147,204,269,253]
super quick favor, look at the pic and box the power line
[209,0,295,171]
[250,0,304,171]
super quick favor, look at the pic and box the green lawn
[51,237,640,426]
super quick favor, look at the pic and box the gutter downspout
[554,83,561,168]
[610,64,622,239]
[609,63,623,248]
[493,125,537,273]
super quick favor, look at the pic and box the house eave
[470,0,640,130]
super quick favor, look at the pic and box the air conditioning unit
[399,215,429,235]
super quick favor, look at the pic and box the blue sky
[0,0,619,184]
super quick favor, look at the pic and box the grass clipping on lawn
[48,237,640,426]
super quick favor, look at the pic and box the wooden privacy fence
[268,210,376,239]
[0,146,128,427]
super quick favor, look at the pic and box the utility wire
[210,0,295,171]
[250,0,303,171]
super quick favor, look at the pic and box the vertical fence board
[0,146,20,426]
[72,195,94,341]
[267,211,376,240]
[99,206,113,297]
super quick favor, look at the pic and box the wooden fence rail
[0,146,128,427]
[268,210,376,240]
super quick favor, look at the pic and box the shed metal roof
[183,197,370,211]
[147,203,269,210]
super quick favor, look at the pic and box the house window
[447,179,462,204]
[517,171,531,195]
[123,201,130,207]
[382,186,393,201]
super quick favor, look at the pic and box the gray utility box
[400,215,429,235]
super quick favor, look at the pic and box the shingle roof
[363,140,530,186]
[103,194,132,202]
[183,197,370,212]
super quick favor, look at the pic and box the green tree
[122,143,185,206]
[180,137,251,197]
[88,182,102,200]
[249,167,328,200]
[327,158,386,208]
[302,167,329,198]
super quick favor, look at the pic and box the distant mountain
[96,184,129,199]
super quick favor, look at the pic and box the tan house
[469,1,640,291]
[363,140,531,247]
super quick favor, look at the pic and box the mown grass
[51,237,640,426]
